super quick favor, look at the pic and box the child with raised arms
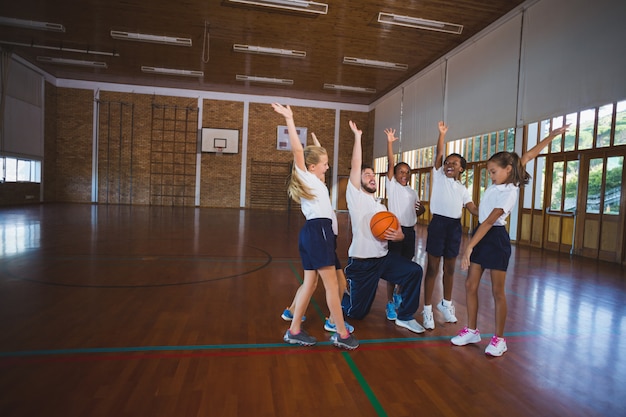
[272,103,358,350]
[422,121,478,330]
[451,125,569,356]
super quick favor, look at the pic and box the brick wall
[0,183,41,206]
[200,99,244,208]
[55,87,94,202]
[43,81,58,203]
[38,87,373,209]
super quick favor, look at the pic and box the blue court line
[0,330,561,358]
[0,336,441,358]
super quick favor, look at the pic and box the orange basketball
[370,211,399,241]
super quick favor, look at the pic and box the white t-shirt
[429,165,473,219]
[479,183,519,226]
[346,181,388,258]
[385,176,418,227]
[295,165,337,235]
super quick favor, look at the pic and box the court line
[0,256,541,416]
[0,333,547,374]
[0,334,471,358]
[343,352,388,417]
[0,246,273,288]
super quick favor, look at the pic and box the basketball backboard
[201,128,239,154]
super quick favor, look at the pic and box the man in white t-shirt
[341,121,425,334]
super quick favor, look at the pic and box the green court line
[343,352,387,417]
[287,260,387,416]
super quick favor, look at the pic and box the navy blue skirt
[469,224,511,271]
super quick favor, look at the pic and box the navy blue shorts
[426,214,462,258]
[469,224,511,271]
[388,226,416,260]
[298,218,337,270]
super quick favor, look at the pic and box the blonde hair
[489,151,530,186]
[287,146,327,203]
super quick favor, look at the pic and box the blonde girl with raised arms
[272,103,358,350]
[280,133,354,334]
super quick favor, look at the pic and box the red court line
[0,339,478,368]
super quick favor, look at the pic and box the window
[564,113,577,151]
[1,156,41,183]
[596,104,613,148]
[586,158,604,214]
[578,109,595,150]
[614,100,626,146]
[564,160,579,212]
[550,116,564,153]
[550,161,564,211]
[604,156,623,215]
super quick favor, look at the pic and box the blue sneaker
[281,308,305,322]
[386,301,397,320]
[393,293,402,309]
[324,318,355,333]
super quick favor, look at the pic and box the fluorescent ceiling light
[0,40,118,56]
[110,30,192,46]
[343,56,407,71]
[0,16,65,32]
[377,12,463,34]
[233,44,306,58]
[236,74,293,85]
[323,83,376,94]
[37,56,107,68]
[141,66,203,77]
[228,0,328,15]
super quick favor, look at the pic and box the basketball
[370,211,399,241]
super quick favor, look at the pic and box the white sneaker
[485,336,508,356]
[437,301,458,323]
[395,318,425,334]
[451,327,481,346]
[422,310,435,330]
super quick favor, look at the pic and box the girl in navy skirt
[451,125,569,357]
[272,103,358,350]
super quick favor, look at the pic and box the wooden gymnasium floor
[0,203,624,417]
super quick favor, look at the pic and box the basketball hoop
[216,147,224,156]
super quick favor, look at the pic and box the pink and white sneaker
[485,335,508,356]
[451,326,481,346]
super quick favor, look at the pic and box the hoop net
[216,147,224,156]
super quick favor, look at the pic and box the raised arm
[271,103,305,171]
[520,125,569,166]
[311,132,321,147]
[385,128,398,180]
[434,121,448,170]
[349,120,363,189]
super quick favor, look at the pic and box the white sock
[442,299,452,307]
[423,305,432,312]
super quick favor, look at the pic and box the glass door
[543,155,580,254]
[575,151,624,262]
